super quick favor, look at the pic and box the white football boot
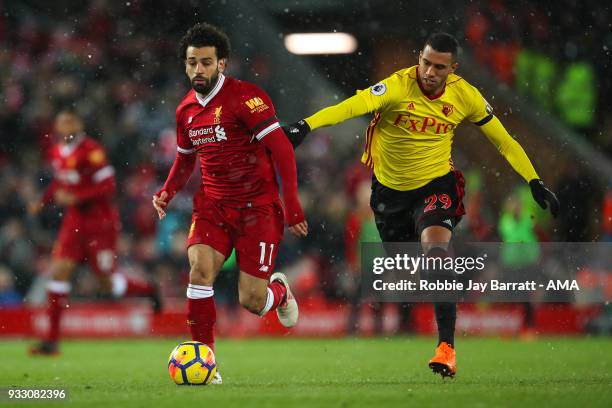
[270,272,299,328]
[210,370,222,385]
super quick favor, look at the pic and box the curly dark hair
[178,23,231,61]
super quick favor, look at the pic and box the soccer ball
[167,341,217,385]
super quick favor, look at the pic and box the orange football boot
[428,342,456,378]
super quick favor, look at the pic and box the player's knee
[238,291,266,314]
[98,275,112,294]
[51,259,75,281]
[420,225,451,252]
[189,261,215,286]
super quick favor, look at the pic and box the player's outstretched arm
[479,116,560,217]
[153,152,196,220]
[281,120,311,149]
[283,85,388,148]
[261,128,308,237]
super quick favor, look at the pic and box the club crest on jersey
[213,106,223,124]
[442,104,454,117]
[371,83,386,96]
[245,97,269,113]
[66,156,77,168]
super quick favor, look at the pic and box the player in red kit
[152,23,307,384]
[29,110,160,356]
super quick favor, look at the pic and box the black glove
[529,179,560,218]
[281,120,311,148]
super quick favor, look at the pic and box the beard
[192,70,219,94]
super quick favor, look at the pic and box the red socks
[44,274,154,344]
[186,284,216,352]
[184,280,287,351]
[259,281,287,316]
[125,277,154,296]
[269,280,287,310]
[111,273,154,297]
[45,281,71,343]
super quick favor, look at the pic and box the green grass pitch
[1,337,611,407]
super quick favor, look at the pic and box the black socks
[426,247,457,347]
[434,302,456,347]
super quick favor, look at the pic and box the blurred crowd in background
[1,0,611,316]
[465,0,612,151]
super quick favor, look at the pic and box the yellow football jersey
[305,65,539,191]
[359,65,492,190]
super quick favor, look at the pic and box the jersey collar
[59,132,85,157]
[416,68,446,100]
[195,73,226,108]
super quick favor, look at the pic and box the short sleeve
[467,86,494,125]
[87,148,107,170]
[237,83,280,141]
[85,143,115,183]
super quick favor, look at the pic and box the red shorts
[52,210,120,276]
[187,198,284,279]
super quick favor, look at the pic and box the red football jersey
[175,74,282,207]
[44,134,117,216]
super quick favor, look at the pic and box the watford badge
[442,104,454,117]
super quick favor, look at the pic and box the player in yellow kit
[283,33,559,378]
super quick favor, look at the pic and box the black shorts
[370,171,466,242]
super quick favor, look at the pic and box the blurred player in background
[29,109,160,356]
[283,32,560,378]
[344,178,413,335]
[152,23,307,384]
